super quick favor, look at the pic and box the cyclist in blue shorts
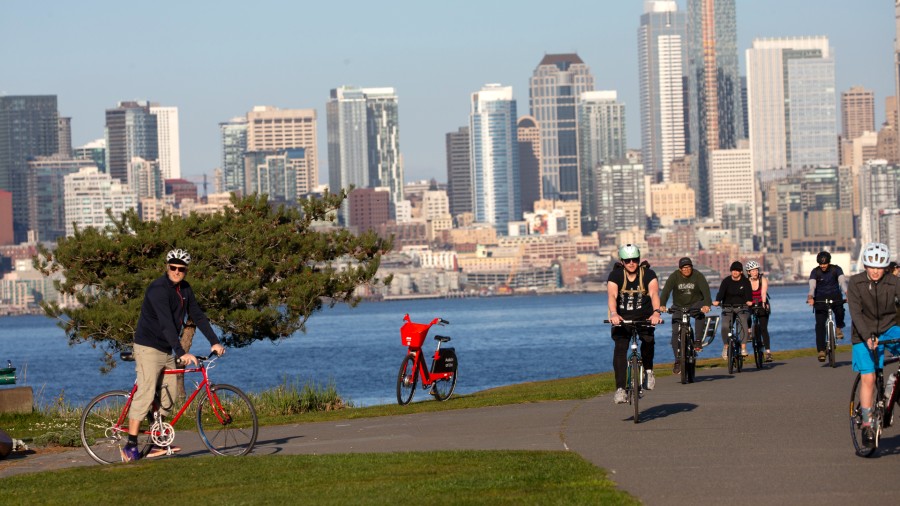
[847,242,900,449]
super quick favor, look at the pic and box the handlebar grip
[440,318,450,325]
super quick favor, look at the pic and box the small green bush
[251,377,349,416]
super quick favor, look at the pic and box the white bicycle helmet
[861,242,890,268]
[166,248,192,265]
[745,260,760,272]
[618,244,640,261]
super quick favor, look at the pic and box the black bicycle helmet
[816,251,831,265]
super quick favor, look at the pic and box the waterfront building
[0,95,60,243]
[517,116,541,214]
[746,37,837,180]
[529,53,594,202]
[687,0,744,218]
[578,91,626,233]
[445,126,472,218]
[105,101,158,184]
[638,1,687,183]
[63,167,137,236]
[469,84,521,233]
[149,105,181,180]
[534,198,581,237]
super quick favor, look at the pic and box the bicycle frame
[720,305,747,373]
[405,343,454,388]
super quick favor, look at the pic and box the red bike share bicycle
[396,314,458,405]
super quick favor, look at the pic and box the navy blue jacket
[134,275,220,357]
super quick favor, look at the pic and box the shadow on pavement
[249,434,307,455]
[626,402,698,424]
[692,374,736,382]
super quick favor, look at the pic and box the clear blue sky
[1,1,894,185]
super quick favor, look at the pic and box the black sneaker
[673,361,681,375]
[862,426,876,449]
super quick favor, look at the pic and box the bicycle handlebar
[604,319,657,326]
[813,298,847,304]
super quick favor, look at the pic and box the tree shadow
[626,402,698,423]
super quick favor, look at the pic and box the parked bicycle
[849,338,900,457]
[605,319,654,423]
[79,351,258,464]
[666,306,718,384]
[814,298,844,368]
[719,304,747,374]
[749,303,768,370]
[397,314,458,405]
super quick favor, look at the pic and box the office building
[150,105,181,180]
[0,190,12,245]
[445,126,472,218]
[105,101,158,184]
[709,146,756,236]
[687,0,744,218]
[859,161,900,255]
[219,117,248,195]
[243,148,309,203]
[164,178,198,205]
[26,156,96,242]
[63,167,137,237]
[469,84,521,232]
[529,53,594,202]
[348,187,390,235]
[638,1,688,183]
[246,106,318,199]
[128,157,163,201]
[57,117,72,158]
[517,116,541,214]
[577,91,627,233]
[596,161,646,236]
[0,95,60,243]
[841,86,875,142]
[746,37,837,179]
[74,139,106,173]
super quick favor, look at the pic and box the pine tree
[36,192,391,371]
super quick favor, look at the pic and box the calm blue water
[0,284,826,407]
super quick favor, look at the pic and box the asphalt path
[2,350,898,505]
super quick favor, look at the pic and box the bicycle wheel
[753,323,765,370]
[430,370,457,402]
[826,320,837,368]
[196,384,258,456]
[679,324,688,385]
[396,355,417,405]
[630,354,641,424]
[80,390,149,465]
[849,373,881,457]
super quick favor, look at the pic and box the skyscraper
[596,161,646,235]
[469,84,521,232]
[245,106,318,200]
[0,95,60,243]
[840,86,875,141]
[687,0,744,218]
[529,53,594,202]
[363,88,403,211]
[517,116,541,214]
[27,156,96,242]
[219,117,248,194]
[746,37,837,179]
[577,91,627,233]
[445,126,472,218]
[105,101,158,184]
[638,1,688,183]
[150,105,181,180]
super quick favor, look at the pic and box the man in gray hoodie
[660,257,712,374]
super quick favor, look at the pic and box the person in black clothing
[712,261,753,360]
[121,249,225,462]
[607,244,663,404]
[807,250,848,362]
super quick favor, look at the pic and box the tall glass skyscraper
[638,1,687,183]
[687,0,744,218]
[105,101,158,185]
[577,91,627,233]
[219,117,248,195]
[470,84,521,232]
[529,53,594,203]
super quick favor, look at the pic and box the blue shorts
[852,326,900,374]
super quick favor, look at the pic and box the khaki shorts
[128,343,178,423]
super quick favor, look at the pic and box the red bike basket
[401,320,431,348]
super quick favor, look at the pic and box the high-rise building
[57,117,72,158]
[128,157,163,200]
[0,95,60,243]
[517,116,541,214]
[149,105,181,180]
[859,161,900,255]
[577,91,627,233]
[74,139,106,173]
[469,84,521,232]
[529,53,594,202]
[219,117,248,194]
[105,101,158,184]
[0,190,13,245]
[243,148,309,203]
[687,0,744,218]
[596,161,646,235]
[638,1,688,183]
[327,87,402,220]
[27,155,96,242]
[348,187,390,234]
[746,37,837,180]
[709,146,756,236]
[445,126,472,218]
[841,86,876,141]
[63,167,137,237]
[245,106,318,199]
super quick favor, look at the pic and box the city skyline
[1,1,894,185]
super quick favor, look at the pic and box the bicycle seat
[434,335,452,343]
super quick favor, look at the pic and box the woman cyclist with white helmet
[746,260,773,362]
[847,242,900,450]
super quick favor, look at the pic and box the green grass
[2,451,638,505]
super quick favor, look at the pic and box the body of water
[0,284,828,407]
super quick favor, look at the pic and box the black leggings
[752,313,771,349]
[612,325,655,390]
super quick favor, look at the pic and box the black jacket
[715,275,752,306]
[134,274,220,357]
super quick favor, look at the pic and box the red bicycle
[79,351,258,464]
[396,314,458,405]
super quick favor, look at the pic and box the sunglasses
[168,265,187,273]
[623,258,640,264]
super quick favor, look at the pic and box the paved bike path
[2,351,897,505]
